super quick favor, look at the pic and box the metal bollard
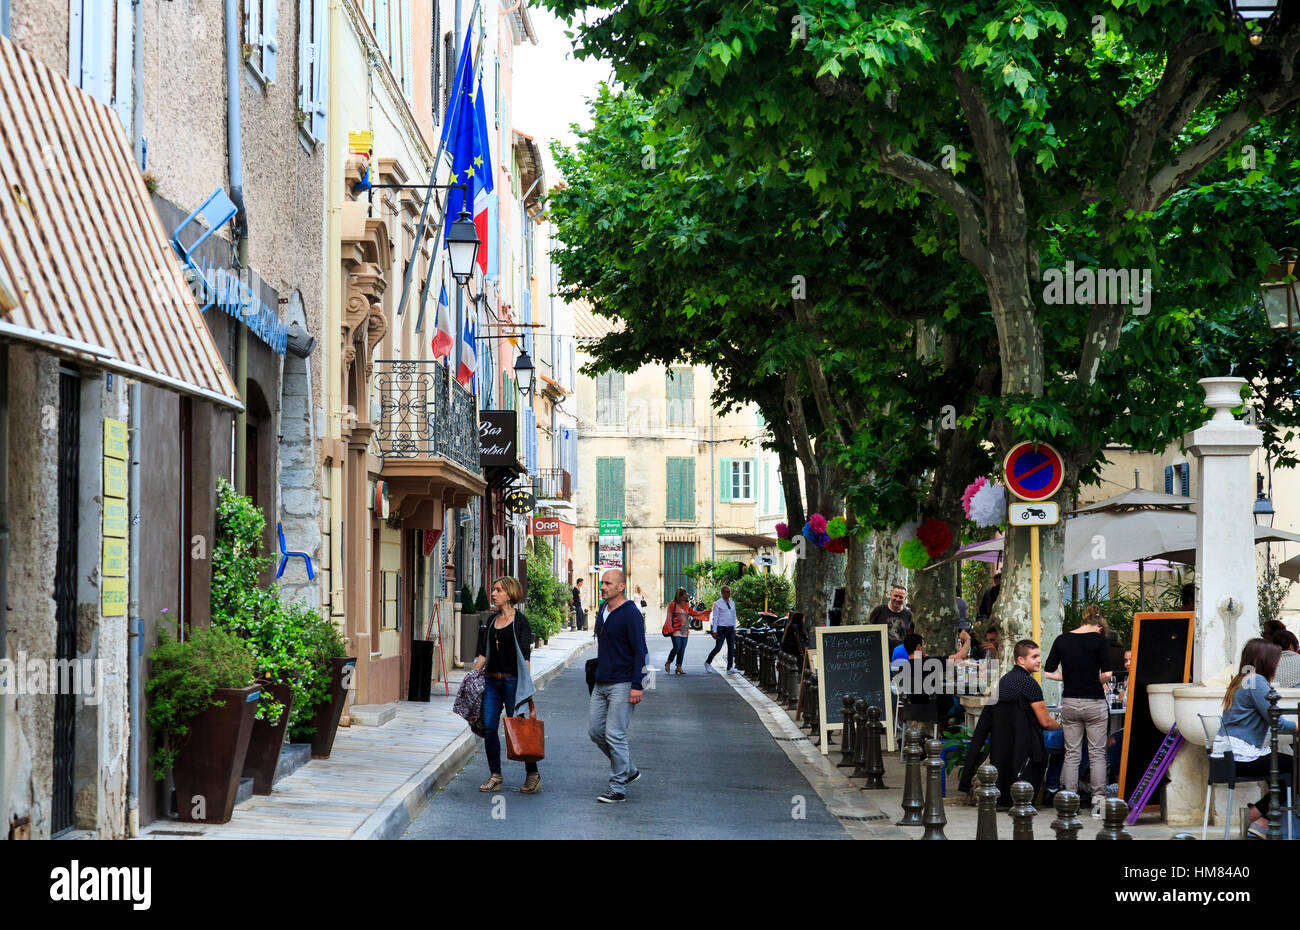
[1096,798,1134,840]
[863,706,887,789]
[786,654,800,709]
[838,695,856,767]
[1050,790,1083,840]
[920,737,948,840]
[851,700,870,778]
[975,763,1000,840]
[1010,781,1036,840]
[897,725,925,827]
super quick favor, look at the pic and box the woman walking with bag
[473,576,541,793]
[663,588,693,675]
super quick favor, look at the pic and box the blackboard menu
[1118,612,1194,810]
[816,624,894,753]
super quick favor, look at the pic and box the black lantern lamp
[445,207,481,286]
[1262,248,1300,330]
[1231,0,1281,44]
[514,349,535,398]
[1255,473,1275,528]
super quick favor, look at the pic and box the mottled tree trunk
[843,504,872,625]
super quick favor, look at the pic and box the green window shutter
[680,369,693,425]
[719,457,732,503]
[597,458,608,520]
[615,372,625,426]
[762,460,769,513]
[684,457,694,521]
[666,459,678,519]
[665,370,676,426]
[597,373,610,425]
[613,458,625,519]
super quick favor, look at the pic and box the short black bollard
[975,763,1000,840]
[863,706,887,790]
[897,725,925,827]
[851,700,870,778]
[808,674,820,746]
[920,738,948,840]
[786,655,800,709]
[775,649,785,698]
[1050,790,1083,840]
[1097,798,1134,840]
[1010,781,1036,840]
[838,695,857,768]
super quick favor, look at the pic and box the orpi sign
[530,517,561,536]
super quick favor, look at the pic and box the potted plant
[210,479,315,792]
[289,606,354,759]
[146,624,259,824]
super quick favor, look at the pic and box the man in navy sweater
[589,568,648,803]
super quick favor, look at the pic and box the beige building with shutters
[573,303,780,610]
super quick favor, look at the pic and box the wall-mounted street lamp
[444,207,481,287]
[1254,472,1275,528]
[1262,248,1300,330]
[1231,0,1282,45]
[514,349,535,399]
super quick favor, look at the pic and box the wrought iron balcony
[534,468,572,502]
[372,360,479,473]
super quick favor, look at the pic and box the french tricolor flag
[456,315,476,389]
[431,280,453,359]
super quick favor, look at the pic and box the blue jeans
[666,635,688,668]
[589,681,637,793]
[482,675,538,776]
[707,626,735,668]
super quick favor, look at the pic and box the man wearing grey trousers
[589,568,648,803]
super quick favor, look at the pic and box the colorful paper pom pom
[814,531,830,547]
[827,516,848,538]
[894,519,919,549]
[916,518,953,558]
[825,537,849,554]
[898,538,931,570]
[775,521,791,540]
[809,513,828,534]
[777,538,795,552]
[802,523,816,543]
[962,477,988,520]
[969,482,1006,528]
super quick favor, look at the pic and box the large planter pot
[461,610,490,662]
[292,657,356,759]
[172,684,261,824]
[243,681,294,795]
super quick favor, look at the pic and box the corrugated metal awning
[0,37,241,408]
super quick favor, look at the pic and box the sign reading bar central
[479,410,518,467]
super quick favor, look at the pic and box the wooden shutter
[680,369,693,425]
[665,370,677,426]
[1164,465,1173,494]
[262,0,279,82]
[597,372,610,425]
[683,458,694,520]
[1179,463,1190,497]
[719,458,732,502]
[112,0,132,131]
[614,372,625,426]
[762,460,769,513]
[375,0,390,60]
[299,0,328,144]
[401,0,413,99]
[430,3,440,123]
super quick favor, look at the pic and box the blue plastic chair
[277,522,314,580]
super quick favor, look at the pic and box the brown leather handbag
[504,698,545,763]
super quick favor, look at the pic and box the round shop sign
[1002,441,1065,503]
[504,488,536,516]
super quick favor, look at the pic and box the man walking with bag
[589,568,648,803]
[705,584,739,673]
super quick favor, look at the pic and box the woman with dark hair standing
[473,577,540,794]
[1215,638,1296,838]
[664,588,693,675]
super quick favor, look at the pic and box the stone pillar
[1186,377,1262,682]
[278,347,321,610]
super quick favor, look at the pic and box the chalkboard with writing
[815,624,894,754]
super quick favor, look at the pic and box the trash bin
[408,640,434,702]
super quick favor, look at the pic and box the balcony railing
[373,360,479,473]
[534,468,572,502]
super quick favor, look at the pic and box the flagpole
[393,0,482,320]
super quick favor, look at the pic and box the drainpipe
[126,383,142,836]
[132,0,143,168]
[226,0,249,494]
[0,345,9,835]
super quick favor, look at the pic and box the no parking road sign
[1003,441,1064,502]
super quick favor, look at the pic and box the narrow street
[403,636,850,840]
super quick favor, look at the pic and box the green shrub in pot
[288,604,350,740]
[146,624,258,778]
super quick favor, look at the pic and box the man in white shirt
[705,585,739,673]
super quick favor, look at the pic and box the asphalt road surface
[402,633,850,840]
